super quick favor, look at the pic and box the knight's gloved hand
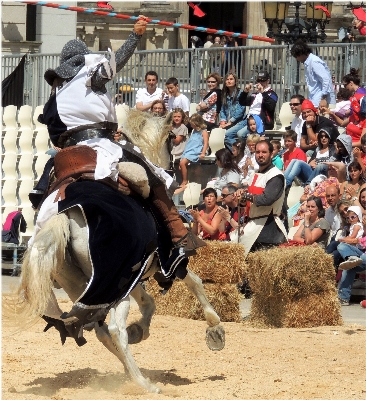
[240,192,254,203]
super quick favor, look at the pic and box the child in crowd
[282,130,307,170]
[232,140,245,167]
[170,108,188,161]
[328,88,352,127]
[238,114,265,143]
[270,140,284,170]
[239,133,260,186]
[165,77,190,117]
[150,99,168,117]
[179,113,209,185]
[318,98,329,117]
[338,206,364,245]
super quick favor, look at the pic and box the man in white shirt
[325,185,342,239]
[289,94,305,147]
[135,71,163,112]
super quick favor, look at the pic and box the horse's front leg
[181,269,225,351]
[128,283,156,343]
[95,297,160,394]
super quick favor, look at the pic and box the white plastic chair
[2,105,18,131]
[19,206,36,241]
[2,153,18,180]
[266,102,293,134]
[2,180,18,207]
[18,180,34,207]
[33,105,45,132]
[116,104,130,127]
[189,103,198,117]
[18,154,34,180]
[205,128,225,159]
[2,129,18,154]
[17,105,33,131]
[183,182,201,208]
[34,128,50,155]
[18,128,34,154]
[34,153,51,180]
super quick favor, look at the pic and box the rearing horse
[10,110,225,394]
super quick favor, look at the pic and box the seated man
[135,71,164,112]
[300,99,339,153]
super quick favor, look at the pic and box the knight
[29,16,206,293]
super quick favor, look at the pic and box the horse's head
[122,109,172,169]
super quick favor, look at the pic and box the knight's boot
[151,185,206,275]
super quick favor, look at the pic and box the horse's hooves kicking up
[206,325,225,351]
[127,323,144,344]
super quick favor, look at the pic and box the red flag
[314,5,331,18]
[96,2,114,10]
[353,6,366,23]
[187,2,206,18]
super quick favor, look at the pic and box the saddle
[49,145,133,202]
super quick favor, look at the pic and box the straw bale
[246,246,335,298]
[187,241,247,284]
[248,290,342,328]
[146,278,243,323]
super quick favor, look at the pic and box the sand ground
[2,295,366,400]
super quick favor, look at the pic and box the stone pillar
[244,2,268,47]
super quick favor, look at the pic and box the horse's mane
[122,109,172,168]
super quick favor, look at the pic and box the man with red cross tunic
[237,140,287,255]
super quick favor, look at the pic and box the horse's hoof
[205,325,225,351]
[127,323,144,344]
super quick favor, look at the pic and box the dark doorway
[188,2,245,45]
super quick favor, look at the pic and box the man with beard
[236,140,288,254]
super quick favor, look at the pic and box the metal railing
[2,42,365,112]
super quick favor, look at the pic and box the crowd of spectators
[115,37,366,306]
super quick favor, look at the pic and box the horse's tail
[6,213,70,327]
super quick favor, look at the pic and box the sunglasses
[221,193,232,198]
[347,215,358,220]
[207,80,217,83]
[289,102,300,107]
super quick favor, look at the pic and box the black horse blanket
[57,180,163,324]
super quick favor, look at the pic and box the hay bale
[246,246,335,297]
[146,279,242,323]
[188,241,247,284]
[245,246,342,328]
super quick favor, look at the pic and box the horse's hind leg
[94,297,161,394]
[181,269,225,351]
[128,283,156,343]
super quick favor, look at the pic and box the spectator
[290,40,336,107]
[284,126,336,188]
[240,133,260,187]
[271,140,284,170]
[189,188,226,241]
[196,72,222,131]
[136,71,163,112]
[224,35,238,75]
[206,147,241,196]
[219,73,246,149]
[325,185,342,239]
[179,113,209,186]
[337,241,366,305]
[165,77,190,117]
[329,69,366,147]
[327,88,352,127]
[203,34,213,76]
[217,184,246,241]
[292,195,330,248]
[327,134,354,170]
[239,114,264,142]
[289,94,305,147]
[318,98,329,117]
[238,71,278,139]
[150,99,167,117]
[338,206,364,244]
[300,99,339,153]
[232,140,245,167]
[282,130,307,170]
[340,161,362,204]
[169,108,188,162]
[190,35,203,49]
[210,36,223,74]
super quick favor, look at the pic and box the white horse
[10,110,225,394]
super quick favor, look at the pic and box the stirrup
[173,230,207,256]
